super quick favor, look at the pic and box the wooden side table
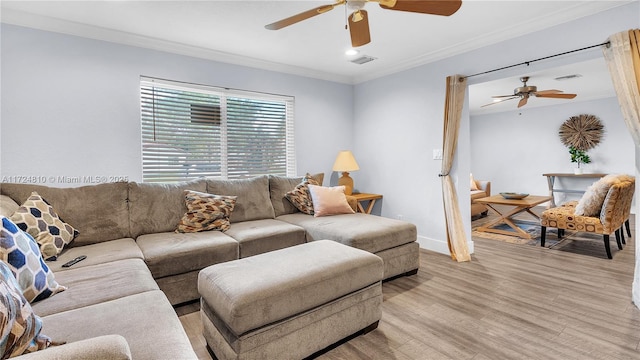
[349,193,382,214]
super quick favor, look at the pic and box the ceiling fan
[482,76,577,108]
[265,0,462,47]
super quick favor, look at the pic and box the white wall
[352,2,640,253]
[470,97,634,205]
[0,24,354,186]
[2,3,639,256]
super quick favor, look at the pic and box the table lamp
[332,150,360,195]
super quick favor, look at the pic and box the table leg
[355,199,378,214]
[365,199,376,214]
[477,204,535,239]
[546,175,556,208]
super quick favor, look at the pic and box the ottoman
[198,240,384,360]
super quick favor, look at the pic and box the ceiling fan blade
[517,96,528,108]
[265,1,344,30]
[349,10,371,47]
[535,93,577,99]
[534,89,563,95]
[492,94,518,98]
[380,0,462,16]
[481,96,519,108]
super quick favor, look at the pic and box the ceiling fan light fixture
[347,0,367,11]
[352,10,364,22]
[345,48,359,56]
[377,0,397,7]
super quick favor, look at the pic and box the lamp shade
[332,151,360,172]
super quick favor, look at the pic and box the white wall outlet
[397,214,404,220]
[433,149,443,160]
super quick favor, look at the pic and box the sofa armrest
[16,335,131,360]
[476,181,491,197]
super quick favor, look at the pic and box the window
[140,77,295,182]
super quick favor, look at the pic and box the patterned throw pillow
[10,192,79,260]
[176,190,237,233]
[0,216,67,303]
[285,173,320,215]
[0,261,52,357]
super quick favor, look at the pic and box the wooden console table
[350,193,382,214]
[542,173,606,207]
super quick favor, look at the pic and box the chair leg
[620,225,626,245]
[541,226,546,247]
[603,235,612,259]
[625,219,631,237]
[615,230,623,250]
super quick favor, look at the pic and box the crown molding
[1,8,355,85]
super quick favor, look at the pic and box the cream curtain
[602,30,640,143]
[441,75,471,262]
[602,30,640,307]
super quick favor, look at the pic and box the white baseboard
[418,235,474,256]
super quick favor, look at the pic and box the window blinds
[140,77,295,182]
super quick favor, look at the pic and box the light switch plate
[433,149,443,160]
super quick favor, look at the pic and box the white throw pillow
[470,174,479,191]
[307,185,355,217]
[574,174,619,216]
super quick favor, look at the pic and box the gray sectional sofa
[0,174,419,359]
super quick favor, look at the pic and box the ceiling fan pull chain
[344,4,348,30]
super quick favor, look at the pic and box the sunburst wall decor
[559,114,604,151]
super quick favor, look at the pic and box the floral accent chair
[540,174,635,259]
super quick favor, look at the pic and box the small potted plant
[569,146,591,174]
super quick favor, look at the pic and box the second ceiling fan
[265,0,462,47]
[482,76,578,109]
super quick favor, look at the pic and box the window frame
[140,76,296,182]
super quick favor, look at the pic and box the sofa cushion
[206,175,275,223]
[10,192,79,260]
[15,335,131,360]
[0,261,51,358]
[269,173,324,217]
[224,219,306,258]
[1,216,66,303]
[0,195,19,217]
[128,179,207,238]
[308,185,355,217]
[46,238,143,273]
[0,182,130,246]
[176,191,237,233]
[471,190,488,201]
[40,290,197,360]
[32,258,158,317]
[136,231,238,279]
[277,213,417,253]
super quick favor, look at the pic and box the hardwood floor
[178,216,640,359]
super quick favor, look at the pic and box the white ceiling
[1,0,629,113]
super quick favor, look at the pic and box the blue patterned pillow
[0,216,66,302]
[0,261,52,357]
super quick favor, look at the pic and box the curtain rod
[461,41,611,80]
